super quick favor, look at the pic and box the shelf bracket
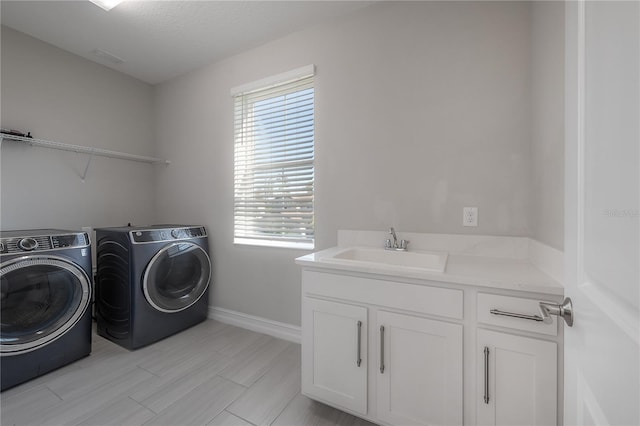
[80,149,96,182]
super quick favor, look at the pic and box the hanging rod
[0,134,170,165]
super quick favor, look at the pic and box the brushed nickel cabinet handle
[490,297,574,327]
[356,320,362,367]
[379,325,385,374]
[490,309,543,322]
[484,346,490,404]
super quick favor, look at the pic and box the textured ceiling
[1,1,375,84]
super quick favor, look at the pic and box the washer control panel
[51,234,88,249]
[18,238,39,251]
[130,226,206,244]
[0,232,89,255]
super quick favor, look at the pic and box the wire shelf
[0,134,170,165]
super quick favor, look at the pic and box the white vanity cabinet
[301,270,464,426]
[300,269,563,426]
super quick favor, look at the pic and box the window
[232,66,315,249]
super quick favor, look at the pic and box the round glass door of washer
[142,242,211,313]
[0,256,91,355]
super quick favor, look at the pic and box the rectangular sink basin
[322,247,448,273]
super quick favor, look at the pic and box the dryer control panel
[130,226,207,244]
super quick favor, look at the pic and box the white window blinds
[233,68,315,249]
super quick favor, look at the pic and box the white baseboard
[208,306,301,344]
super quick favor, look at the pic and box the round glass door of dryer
[0,256,91,355]
[142,242,211,313]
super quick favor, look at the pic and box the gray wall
[154,2,535,326]
[0,2,565,328]
[531,2,565,250]
[1,27,157,231]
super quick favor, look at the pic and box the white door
[301,297,368,415]
[376,310,463,426]
[476,329,557,426]
[564,1,639,425]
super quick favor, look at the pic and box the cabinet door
[301,297,368,415]
[377,311,463,426]
[477,329,557,426]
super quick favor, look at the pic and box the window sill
[234,237,314,251]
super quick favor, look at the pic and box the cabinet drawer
[477,293,558,336]
[303,270,463,320]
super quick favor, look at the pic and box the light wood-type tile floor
[1,320,375,426]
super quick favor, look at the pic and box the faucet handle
[385,239,392,249]
[400,239,410,250]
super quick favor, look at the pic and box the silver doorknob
[539,297,574,327]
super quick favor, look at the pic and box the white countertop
[296,249,563,295]
[296,231,565,296]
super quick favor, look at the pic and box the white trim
[234,237,314,251]
[576,370,610,426]
[208,306,301,344]
[230,64,315,96]
[575,0,586,287]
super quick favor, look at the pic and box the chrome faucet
[385,227,409,251]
